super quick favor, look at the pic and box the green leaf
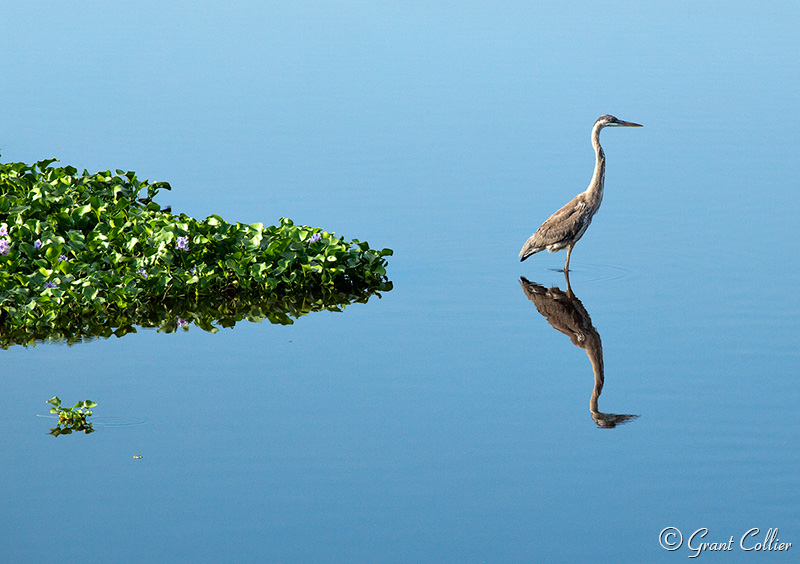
[44,244,64,262]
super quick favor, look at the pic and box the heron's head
[595,114,643,129]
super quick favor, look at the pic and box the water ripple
[37,415,147,427]
[546,261,633,283]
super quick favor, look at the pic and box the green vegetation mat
[0,158,392,347]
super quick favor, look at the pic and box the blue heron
[519,115,642,271]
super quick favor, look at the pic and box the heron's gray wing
[529,194,593,249]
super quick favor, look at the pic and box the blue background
[1,2,798,562]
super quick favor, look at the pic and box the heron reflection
[519,273,638,428]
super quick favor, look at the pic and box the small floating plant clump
[0,158,393,346]
[46,396,97,436]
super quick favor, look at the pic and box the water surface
[2,2,799,562]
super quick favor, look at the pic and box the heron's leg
[564,244,573,272]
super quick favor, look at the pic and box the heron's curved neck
[588,124,606,198]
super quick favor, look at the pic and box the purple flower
[34,239,42,250]
[177,317,188,328]
[0,238,9,256]
[0,225,7,237]
[44,281,57,289]
[58,254,68,262]
[176,236,189,251]
[309,232,322,243]
[137,268,149,279]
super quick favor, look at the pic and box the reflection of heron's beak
[616,120,643,127]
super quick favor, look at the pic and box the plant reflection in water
[47,419,95,437]
[0,281,389,348]
[519,273,638,428]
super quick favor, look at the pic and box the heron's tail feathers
[519,240,544,262]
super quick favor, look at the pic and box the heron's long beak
[616,120,643,127]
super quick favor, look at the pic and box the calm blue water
[2,2,799,562]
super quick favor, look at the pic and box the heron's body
[519,115,642,271]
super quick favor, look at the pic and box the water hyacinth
[0,225,8,237]
[0,158,393,347]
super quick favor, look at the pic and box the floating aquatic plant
[0,158,393,347]
[45,396,97,436]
